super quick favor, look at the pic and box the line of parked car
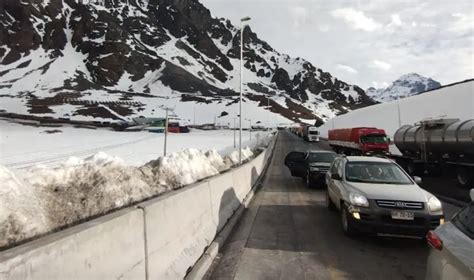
[284,147,473,280]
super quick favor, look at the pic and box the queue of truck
[326,118,474,188]
[290,124,320,142]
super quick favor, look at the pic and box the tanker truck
[328,127,389,155]
[393,118,474,187]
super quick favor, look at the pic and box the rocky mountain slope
[0,0,375,126]
[367,73,441,102]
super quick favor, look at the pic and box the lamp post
[239,16,251,165]
[246,118,252,141]
[164,108,169,156]
[267,95,270,130]
[397,96,402,127]
[233,117,236,148]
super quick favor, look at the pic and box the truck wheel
[341,205,356,236]
[306,171,313,188]
[456,167,473,188]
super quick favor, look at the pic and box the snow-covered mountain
[0,0,375,126]
[367,73,441,102]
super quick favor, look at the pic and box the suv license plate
[391,211,414,220]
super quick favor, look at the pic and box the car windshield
[308,152,336,163]
[345,161,413,184]
[309,130,319,135]
[360,135,388,144]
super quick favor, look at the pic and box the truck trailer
[328,127,389,155]
[393,118,474,187]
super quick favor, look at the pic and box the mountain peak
[367,73,441,102]
[0,0,375,125]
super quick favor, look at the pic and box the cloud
[319,24,331,32]
[390,14,402,26]
[337,64,358,74]
[372,81,390,88]
[331,8,381,31]
[200,0,473,88]
[449,13,474,34]
[289,6,308,28]
[370,60,392,71]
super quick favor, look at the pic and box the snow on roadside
[0,134,271,248]
[225,147,254,166]
[0,166,49,248]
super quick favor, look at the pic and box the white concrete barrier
[0,209,145,280]
[0,134,277,280]
[139,181,216,280]
[208,171,240,232]
[141,141,276,280]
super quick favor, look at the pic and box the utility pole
[233,118,236,148]
[267,95,270,130]
[239,16,251,165]
[164,108,169,156]
[248,119,252,141]
[397,96,402,127]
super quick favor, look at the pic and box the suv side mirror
[413,176,422,184]
[331,173,342,181]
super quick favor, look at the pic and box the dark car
[284,150,337,188]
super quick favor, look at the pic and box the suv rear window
[452,202,474,239]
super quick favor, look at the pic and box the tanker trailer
[393,118,474,187]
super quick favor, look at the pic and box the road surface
[205,131,460,280]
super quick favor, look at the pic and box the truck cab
[306,126,320,142]
[359,132,389,154]
[328,127,389,155]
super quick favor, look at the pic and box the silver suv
[325,156,444,237]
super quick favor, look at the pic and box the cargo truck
[303,126,320,142]
[328,127,389,155]
[393,118,474,187]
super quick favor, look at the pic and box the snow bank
[141,149,228,188]
[225,147,254,166]
[0,166,49,248]
[0,136,269,248]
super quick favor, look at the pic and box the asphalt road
[205,131,460,280]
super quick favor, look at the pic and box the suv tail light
[426,231,443,250]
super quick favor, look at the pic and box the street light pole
[164,108,169,156]
[267,95,270,130]
[233,117,236,148]
[239,16,251,165]
[397,96,402,127]
[249,119,252,141]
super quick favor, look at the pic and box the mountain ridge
[367,73,441,102]
[0,0,376,126]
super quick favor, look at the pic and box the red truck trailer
[328,127,389,155]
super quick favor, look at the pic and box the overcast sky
[201,0,473,89]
